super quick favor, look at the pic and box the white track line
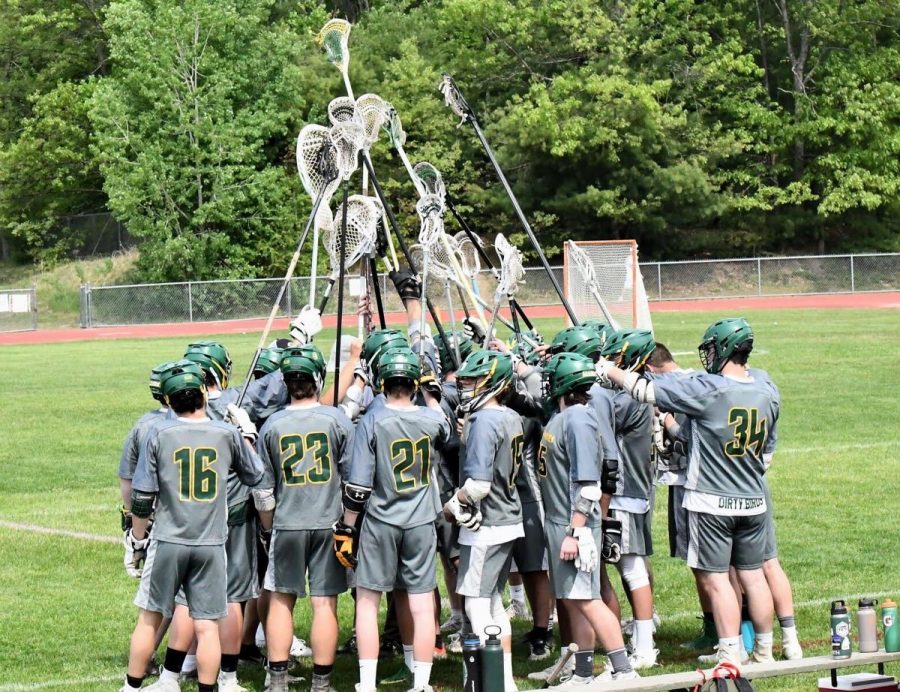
[0,674,121,691]
[0,520,118,544]
[777,441,891,455]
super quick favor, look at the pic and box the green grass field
[1,308,898,691]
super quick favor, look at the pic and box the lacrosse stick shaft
[369,255,386,328]
[309,224,320,306]
[445,284,461,369]
[359,253,369,339]
[333,179,350,407]
[464,114,579,324]
[236,186,329,409]
[542,643,579,688]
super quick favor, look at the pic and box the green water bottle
[882,599,900,652]
[831,600,852,659]
[480,625,504,691]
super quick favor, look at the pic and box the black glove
[119,505,133,533]
[258,527,272,556]
[389,267,421,301]
[419,361,442,402]
[462,317,486,346]
[332,519,358,569]
[601,517,622,564]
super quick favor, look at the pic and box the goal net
[563,240,654,332]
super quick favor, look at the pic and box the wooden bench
[555,650,900,690]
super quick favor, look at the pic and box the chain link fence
[0,286,38,332]
[79,253,899,328]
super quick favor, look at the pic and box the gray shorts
[545,522,601,600]
[668,485,689,560]
[619,508,653,557]
[511,502,548,574]
[355,516,437,594]
[226,517,259,603]
[457,540,515,598]
[264,528,347,597]
[686,511,768,573]
[435,514,460,562]
[763,484,778,560]
[135,539,227,620]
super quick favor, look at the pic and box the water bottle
[882,599,900,653]
[462,634,482,692]
[857,598,878,653]
[480,625,504,692]
[831,600,852,658]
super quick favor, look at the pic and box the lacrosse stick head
[567,240,597,285]
[439,73,472,124]
[324,195,378,274]
[296,124,340,201]
[413,162,446,201]
[454,232,482,275]
[382,103,407,149]
[416,194,445,246]
[410,239,456,284]
[495,233,525,297]
[356,93,389,148]
[327,96,360,126]
[329,121,365,181]
[316,19,351,75]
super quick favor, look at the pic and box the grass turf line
[0,308,897,690]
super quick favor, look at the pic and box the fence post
[31,284,37,330]
[656,263,662,301]
[757,258,763,296]
[187,281,193,323]
[850,255,856,292]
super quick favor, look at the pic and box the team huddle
[116,270,803,692]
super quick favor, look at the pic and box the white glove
[443,493,482,531]
[226,403,257,442]
[124,529,149,579]
[462,317,486,346]
[573,526,598,573]
[595,356,615,387]
[289,306,322,345]
[652,412,672,458]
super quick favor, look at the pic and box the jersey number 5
[280,432,331,486]
[173,447,218,502]
[391,436,431,493]
[724,407,767,458]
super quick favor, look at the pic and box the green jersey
[460,407,524,528]
[348,404,451,529]
[612,391,653,500]
[132,417,266,546]
[118,408,171,480]
[653,372,779,510]
[258,404,354,530]
[538,404,603,527]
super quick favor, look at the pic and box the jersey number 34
[724,407,767,459]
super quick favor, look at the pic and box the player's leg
[396,522,440,689]
[355,587,382,691]
[193,618,222,689]
[219,514,258,690]
[266,592,297,683]
[125,609,164,690]
[734,513,776,662]
[522,570,553,659]
[599,562,621,620]
[506,570,529,620]
[579,599,638,681]
[306,527,348,690]
[616,510,657,667]
[408,590,436,689]
[761,484,802,659]
[183,544,229,689]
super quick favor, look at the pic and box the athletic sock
[633,619,655,655]
[503,652,515,687]
[413,660,433,687]
[608,647,632,674]
[163,647,188,675]
[756,631,774,646]
[720,636,741,648]
[435,633,444,649]
[197,684,214,692]
[779,615,796,629]
[402,644,414,671]
[220,653,238,673]
[313,663,334,677]
[239,644,260,659]
[703,611,715,624]
[359,658,378,689]
[181,653,197,673]
[451,607,462,620]
[531,625,550,641]
[268,659,290,672]
[574,650,594,678]
[509,583,525,604]
[125,675,144,690]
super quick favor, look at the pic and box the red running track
[2,291,897,346]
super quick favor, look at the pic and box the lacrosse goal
[563,240,654,332]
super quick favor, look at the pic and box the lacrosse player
[335,346,451,692]
[598,318,777,669]
[121,360,271,692]
[256,345,353,692]
[538,353,638,685]
[443,350,523,691]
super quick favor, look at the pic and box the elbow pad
[252,487,275,512]
[601,459,619,495]
[461,478,492,503]
[131,490,156,519]
[622,372,656,404]
[342,482,372,514]
[574,482,602,517]
[763,452,774,471]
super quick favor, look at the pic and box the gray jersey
[652,369,695,475]
[538,404,603,527]
[133,417,266,545]
[118,409,171,480]
[208,388,252,510]
[653,372,779,500]
[348,405,451,529]
[588,383,620,462]
[460,407,524,528]
[515,417,543,505]
[258,404,354,530]
[612,391,653,500]
[242,370,288,424]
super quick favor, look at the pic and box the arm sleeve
[232,429,267,488]
[461,415,499,482]
[347,411,377,488]
[131,429,160,493]
[242,370,289,423]
[565,407,603,484]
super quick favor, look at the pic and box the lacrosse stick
[356,93,389,197]
[566,240,619,328]
[316,19,354,99]
[485,233,525,343]
[236,137,339,408]
[317,194,378,315]
[439,73,579,324]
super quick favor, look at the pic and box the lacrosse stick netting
[316,19,354,98]
[484,233,525,341]
[329,119,366,182]
[317,194,378,314]
[566,240,619,328]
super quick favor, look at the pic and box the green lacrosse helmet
[542,352,598,401]
[184,341,232,389]
[362,329,408,376]
[456,349,514,413]
[434,331,477,373]
[253,347,283,378]
[281,344,326,383]
[550,325,602,361]
[376,346,421,388]
[149,361,178,402]
[160,359,206,398]
[601,328,656,372]
[698,318,754,374]
[582,320,616,350]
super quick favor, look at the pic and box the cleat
[143,679,181,692]
[505,599,530,621]
[750,640,774,663]
[621,617,634,637]
[217,671,249,691]
[290,636,312,658]
[379,639,403,659]
[405,687,434,692]
[553,673,594,686]
[255,623,266,649]
[681,617,718,650]
[144,654,161,678]
[355,686,377,692]
[265,669,304,688]
[628,649,659,670]
[266,667,289,692]
[447,632,463,654]
[440,612,463,633]
[337,634,358,656]
[380,663,412,686]
[782,636,803,660]
[528,635,553,662]
[311,672,337,692]
[527,653,574,682]
[698,641,748,668]
[238,647,265,668]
